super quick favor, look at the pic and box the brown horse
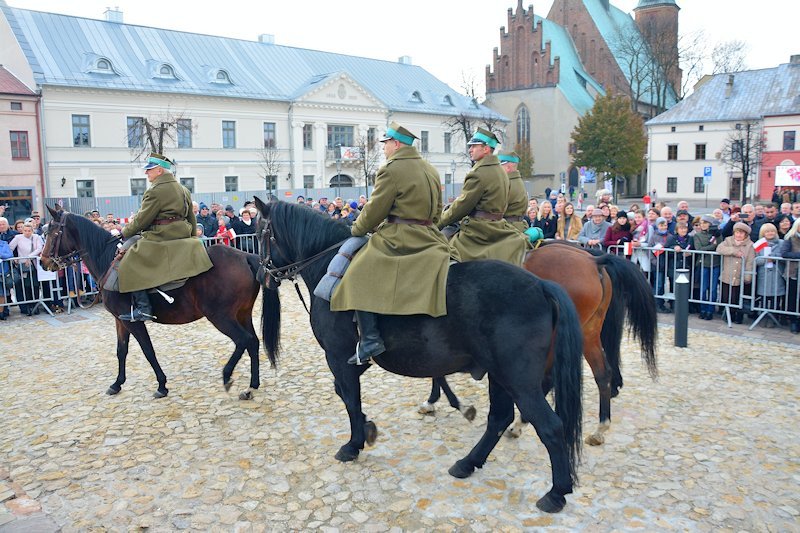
[39,206,279,399]
[422,241,658,445]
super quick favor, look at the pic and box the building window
[516,106,531,144]
[224,175,238,191]
[699,125,704,131]
[10,131,29,159]
[10,102,22,111]
[72,114,90,147]
[693,177,705,193]
[667,144,678,160]
[76,179,95,198]
[695,144,706,160]
[667,177,677,193]
[445,173,453,185]
[420,131,429,153]
[222,121,236,149]
[265,175,277,190]
[179,177,195,193]
[130,178,147,196]
[127,117,144,148]
[732,140,743,162]
[444,132,451,154]
[303,174,315,188]
[177,119,192,148]
[568,143,578,155]
[263,122,276,148]
[367,127,376,151]
[327,125,354,148]
[783,131,796,151]
[671,126,676,132]
[303,124,312,150]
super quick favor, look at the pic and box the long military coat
[330,145,456,317]
[505,169,530,233]
[118,170,213,292]
[438,155,529,264]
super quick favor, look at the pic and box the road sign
[703,166,712,184]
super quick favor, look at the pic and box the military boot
[347,310,385,365]
[118,290,156,322]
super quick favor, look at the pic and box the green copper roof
[635,0,679,9]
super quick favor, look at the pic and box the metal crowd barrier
[605,244,800,328]
[200,233,259,254]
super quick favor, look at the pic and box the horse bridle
[43,213,84,270]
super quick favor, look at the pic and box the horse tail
[260,287,281,368]
[596,253,658,380]
[541,279,583,483]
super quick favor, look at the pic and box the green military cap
[497,150,520,164]
[143,152,173,170]
[379,121,418,145]
[467,127,499,149]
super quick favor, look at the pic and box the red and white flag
[753,238,768,252]
[623,241,633,256]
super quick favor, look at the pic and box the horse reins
[258,216,346,315]
[44,213,86,270]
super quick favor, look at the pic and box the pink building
[759,114,800,201]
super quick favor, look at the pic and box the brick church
[484,0,680,197]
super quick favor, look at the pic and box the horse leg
[585,343,612,446]
[418,378,442,415]
[514,393,573,513]
[330,358,373,462]
[505,410,525,438]
[125,322,168,398]
[107,319,130,395]
[448,374,514,479]
[440,376,476,421]
[209,316,260,400]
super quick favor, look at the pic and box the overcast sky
[13,0,797,95]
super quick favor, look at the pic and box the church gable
[293,72,385,110]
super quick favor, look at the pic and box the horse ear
[46,204,60,217]
[253,196,268,215]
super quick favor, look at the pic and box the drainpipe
[35,90,47,211]
[288,101,294,192]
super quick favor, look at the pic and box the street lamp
[335,143,342,200]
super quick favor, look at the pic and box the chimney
[104,6,123,23]
[791,54,800,65]
[258,34,274,45]
[725,74,734,98]
[398,56,413,65]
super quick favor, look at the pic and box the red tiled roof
[0,66,36,96]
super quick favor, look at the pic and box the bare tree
[711,40,748,74]
[126,111,193,162]
[719,121,764,204]
[352,136,382,187]
[257,144,282,194]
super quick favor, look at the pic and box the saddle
[102,235,188,295]
[313,236,368,301]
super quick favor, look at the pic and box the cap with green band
[467,127,499,148]
[498,150,520,164]
[379,121,419,145]
[143,152,173,170]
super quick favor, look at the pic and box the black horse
[254,197,584,513]
[40,206,279,399]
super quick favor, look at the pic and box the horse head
[40,204,80,271]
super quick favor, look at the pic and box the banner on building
[775,165,800,187]
[339,146,361,160]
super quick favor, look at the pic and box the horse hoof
[461,405,476,422]
[536,491,566,513]
[448,459,475,479]
[106,385,121,396]
[418,402,435,415]
[364,421,378,446]
[505,427,522,439]
[224,378,233,392]
[239,390,254,401]
[334,446,359,462]
[153,389,168,399]
[586,433,605,446]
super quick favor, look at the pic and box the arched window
[215,70,231,83]
[516,106,530,144]
[442,95,454,106]
[330,174,354,187]
[159,64,175,77]
[97,59,111,71]
[409,91,423,103]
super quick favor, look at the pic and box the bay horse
[254,197,584,513]
[39,205,279,399]
[422,241,658,445]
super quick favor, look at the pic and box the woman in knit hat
[753,223,785,327]
[692,215,720,320]
[717,222,756,324]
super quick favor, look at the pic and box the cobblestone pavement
[1,290,798,532]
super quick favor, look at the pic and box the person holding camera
[721,203,756,242]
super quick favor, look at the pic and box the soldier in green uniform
[498,150,530,233]
[438,128,529,264]
[330,122,457,365]
[116,153,213,321]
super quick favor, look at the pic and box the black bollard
[674,268,690,347]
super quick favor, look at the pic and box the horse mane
[66,212,118,271]
[269,200,351,260]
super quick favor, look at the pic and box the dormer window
[409,91,423,103]
[158,64,176,78]
[212,69,232,84]
[97,59,111,71]
[442,95,454,106]
[85,54,118,75]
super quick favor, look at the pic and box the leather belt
[470,210,504,221]
[151,216,184,226]
[505,215,524,222]
[387,215,432,226]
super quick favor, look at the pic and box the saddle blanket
[313,236,368,302]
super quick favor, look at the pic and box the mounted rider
[438,128,529,264]
[498,150,530,233]
[330,122,458,365]
[115,153,213,321]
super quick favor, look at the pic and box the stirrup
[119,305,156,322]
[347,343,373,366]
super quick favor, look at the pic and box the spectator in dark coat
[196,203,218,238]
[603,212,632,252]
